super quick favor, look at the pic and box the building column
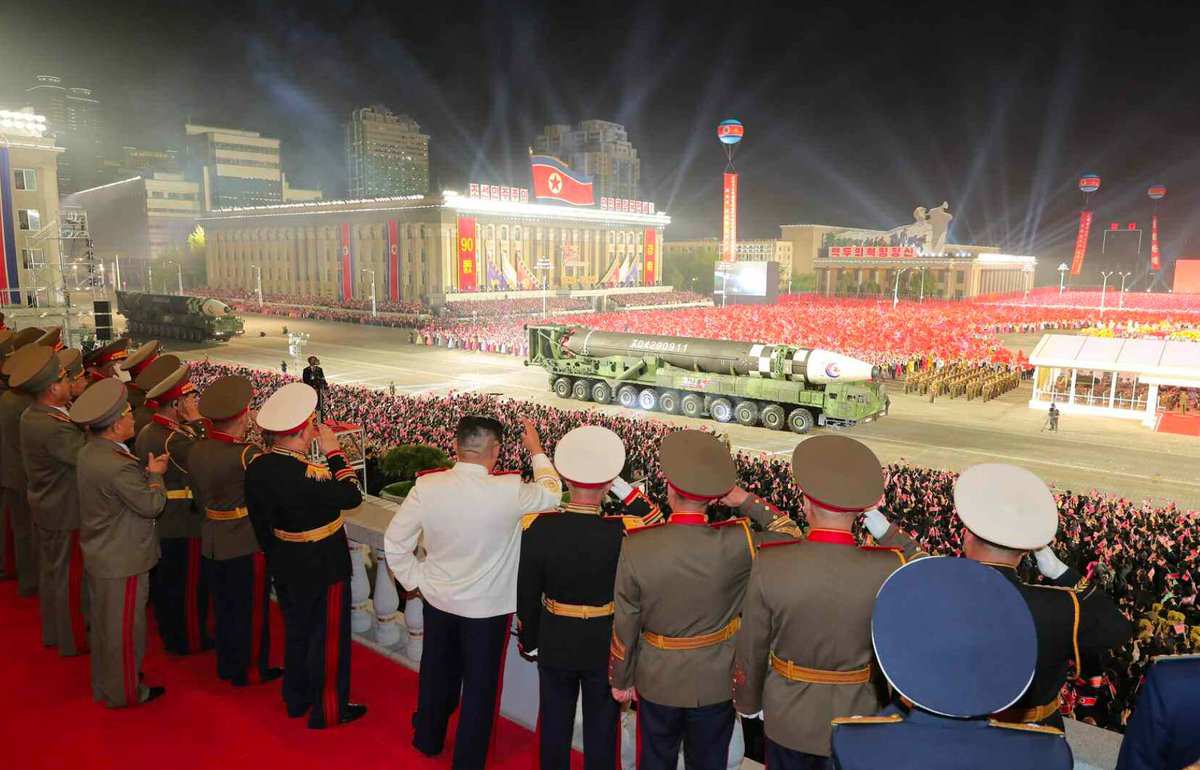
[1143,383,1159,427]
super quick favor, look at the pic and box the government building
[200,189,669,304]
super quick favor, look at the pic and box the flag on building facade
[530,155,595,206]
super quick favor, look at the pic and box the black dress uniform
[1116,654,1200,770]
[301,359,328,418]
[244,382,364,729]
[188,375,277,686]
[135,365,210,655]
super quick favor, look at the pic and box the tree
[187,225,206,258]
[379,444,454,499]
[790,272,819,293]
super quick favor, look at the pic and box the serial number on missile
[631,339,689,353]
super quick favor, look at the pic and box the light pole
[535,256,553,318]
[163,261,183,294]
[892,268,909,310]
[1058,263,1068,295]
[250,264,263,308]
[1022,264,1034,306]
[114,253,122,290]
[918,267,927,303]
[361,268,377,317]
[1099,270,1114,318]
[1117,271,1132,309]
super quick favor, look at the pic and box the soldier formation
[903,363,1022,403]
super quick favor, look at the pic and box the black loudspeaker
[93,299,113,342]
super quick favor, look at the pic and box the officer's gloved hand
[1034,546,1070,579]
[520,648,538,662]
[610,477,634,501]
[861,508,891,540]
[737,710,763,720]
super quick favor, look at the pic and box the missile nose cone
[804,350,877,384]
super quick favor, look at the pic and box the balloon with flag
[1078,173,1101,194]
[1148,183,1167,200]
[717,119,743,168]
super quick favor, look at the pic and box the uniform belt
[541,595,614,619]
[993,697,1061,724]
[273,515,344,544]
[206,506,249,521]
[166,488,193,500]
[642,617,740,650]
[769,652,873,684]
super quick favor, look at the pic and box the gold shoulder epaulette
[832,714,903,726]
[987,720,1065,736]
[521,512,547,531]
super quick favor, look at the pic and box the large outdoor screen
[713,261,778,306]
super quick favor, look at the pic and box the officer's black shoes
[143,686,166,703]
[307,703,368,729]
[287,703,310,719]
[233,668,284,687]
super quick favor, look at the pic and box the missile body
[560,329,877,385]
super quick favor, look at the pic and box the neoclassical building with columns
[200,191,670,304]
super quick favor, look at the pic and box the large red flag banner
[339,222,353,301]
[386,219,400,300]
[643,228,658,285]
[722,173,738,262]
[457,216,478,292]
[1150,214,1162,271]
[530,155,595,206]
[1069,210,1093,276]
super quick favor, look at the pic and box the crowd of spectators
[606,290,709,308]
[188,359,1195,732]
[976,287,1200,314]
[441,296,591,318]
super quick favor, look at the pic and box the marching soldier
[608,430,801,770]
[131,354,181,437]
[1,339,48,596]
[118,340,161,414]
[82,337,130,383]
[135,363,211,655]
[733,436,909,768]
[516,426,662,770]
[864,463,1131,728]
[830,557,1072,770]
[188,375,281,686]
[59,349,89,400]
[13,346,88,655]
[72,378,169,707]
[244,382,367,728]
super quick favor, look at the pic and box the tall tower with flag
[717,120,743,262]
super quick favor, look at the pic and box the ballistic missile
[560,328,879,385]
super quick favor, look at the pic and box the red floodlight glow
[1128,222,1137,230]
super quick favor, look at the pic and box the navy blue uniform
[1116,655,1200,770]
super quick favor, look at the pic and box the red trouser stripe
[2,501,13,577]
[488,614,513,764]
[248,552,266,684]
[615,706,622,770]
[122,576,138,705]
[635,704,642,770]
[323,582,342,726]
[68,530,88,653]
[185,538,202,652]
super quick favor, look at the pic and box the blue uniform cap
[872,557,1037,718]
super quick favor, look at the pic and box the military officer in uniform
[385,415,561,768]
[13,346,89,655]
[609,430,802,770]
[864,463,1131,728]
[135,363,211,655]
[59,348,89,399]
[1116,654,1200,770]
[516,426,663,770]
[82,337,130,383]
[1,339,47,596]
[72,378,169,707]
[0,330,16,581]
[244,382,367,729]
[830,557,1072,770]
[131,354,181,437]
[189,375,282,686]
[733,436,909,769]
[36,326,65,351]
[118,340,161,414]
[302,356,328,419]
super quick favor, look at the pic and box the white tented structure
[1028,334,1200,426]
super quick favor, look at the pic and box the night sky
[4,1,1200,267]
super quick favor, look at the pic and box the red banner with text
[386,219,400,300]
[1150,214,1162,271]
[339,222,353,301]
[457,216,477,292]
[1069,210,1093,276]
[722,172,738,262]
[643,228,658,285]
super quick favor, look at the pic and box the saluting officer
[71,378,169,707]
[865,463,1131,728]
[135,363,211,655]
[59,348,89,400]
[831,557,1072,770]
[118,340,161,413]
[517,426,663,770]
[131,354,181,438]
[608,430,802,770]
[82,337,130,383]
[13,346,88,655]
[734,436,909,768]
[188,375,281,686]
[244,382,366,729]
[0,331,48,596]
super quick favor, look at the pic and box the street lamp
[1117,271,1132,309]
[249,264,263,308]
[1058,263,1069,295]
[892,267,910,309]
[1099,270,1114,318]
[1022,263,1035,306]
[162,261,184,295]
[361,268,377,317]
[917,267,928,303]
[535,256,553,318]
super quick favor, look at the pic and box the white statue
[926,202,953,254]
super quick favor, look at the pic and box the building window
[20,248,45,269]
[17,209,40,231]
[13,169,36,191]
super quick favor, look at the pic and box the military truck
[116,292,244,342]
[525,324,888,433]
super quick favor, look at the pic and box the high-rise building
[183,123,282,209]
[25,75,105,195]
[99,146,181,184]
[347,105,429,198]
[533,120,641,200]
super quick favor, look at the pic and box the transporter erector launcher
[526,325,888,433]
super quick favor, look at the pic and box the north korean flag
[530,155,595,206]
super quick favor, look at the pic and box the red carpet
[1155,412,1200,436]
[0,580,563,770]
